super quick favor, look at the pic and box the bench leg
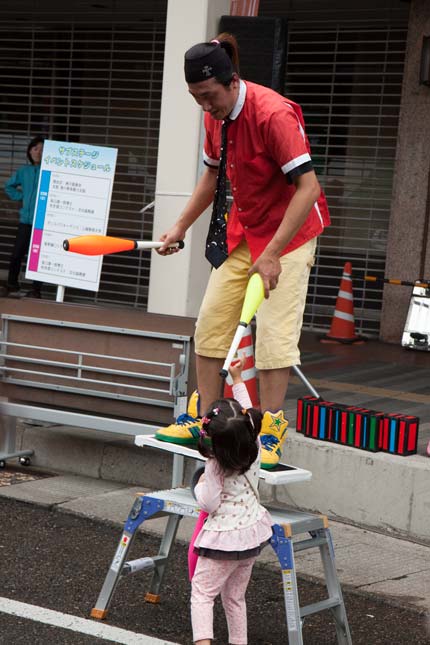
[0,415,33,467]
[172,453,185,487]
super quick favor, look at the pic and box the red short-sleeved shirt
[203,80,330,261]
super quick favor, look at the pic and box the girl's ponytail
[246,407,262,442]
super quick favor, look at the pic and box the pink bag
[188,510,208,581]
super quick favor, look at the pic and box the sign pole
[56,285,65,303]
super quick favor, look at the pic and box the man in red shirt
[155,34,330,469]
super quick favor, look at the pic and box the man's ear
[231,72,240,88]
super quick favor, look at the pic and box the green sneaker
[155,390,201,445]
[260,410,288,470]
[187,389,200,420]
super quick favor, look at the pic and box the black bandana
[184,42,234,84]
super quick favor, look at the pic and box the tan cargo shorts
[195,237,316,369]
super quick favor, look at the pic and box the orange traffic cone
[224,325,259,407]
[321,262,365,344]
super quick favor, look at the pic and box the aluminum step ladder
[91,486,351,644]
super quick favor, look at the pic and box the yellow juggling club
[220,273,265,378]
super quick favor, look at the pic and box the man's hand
[157,223,186,256]
[246,171,320,296]
[249,251,282,299]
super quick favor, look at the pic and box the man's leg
[259,367,290,412]
[155,242,250,444]
[195,354,224,416]
[256,238,316,468]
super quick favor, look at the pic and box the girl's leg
[191,557,237,644]
[220,557,256,645]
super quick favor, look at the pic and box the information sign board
[26,140,117,291]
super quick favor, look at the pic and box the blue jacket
[4,164,40,225]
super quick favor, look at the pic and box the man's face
[187,76,239,120]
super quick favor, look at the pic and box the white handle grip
[135,240,184,250]
[219,324,247,377]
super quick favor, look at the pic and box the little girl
[190,360,273,645]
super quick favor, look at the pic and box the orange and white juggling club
[63,235,184,256]
[220,273,265,378]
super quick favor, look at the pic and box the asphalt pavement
[1,333,430,643]
[0,471,429,644]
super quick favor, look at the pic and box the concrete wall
[380,0,430,343]
[260,431,430,545]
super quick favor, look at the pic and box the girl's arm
[194,458,224,514]
[4,170,23,201]
[232,381,252,410]
[229,358,253,409]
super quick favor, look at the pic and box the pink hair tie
[211,39,220,45]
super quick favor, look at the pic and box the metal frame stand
[292,364,321,399]
[91,488,351,644]
[270,510,352,644]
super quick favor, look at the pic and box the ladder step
[123,557,155,575]
[294,536,327,552]
[123,555,167,575]
[300,597,341,618]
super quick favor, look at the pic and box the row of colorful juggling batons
[296,396,419,456]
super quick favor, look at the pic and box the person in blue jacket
[2,136,44,298]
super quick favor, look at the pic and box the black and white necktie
[205,119,230,269]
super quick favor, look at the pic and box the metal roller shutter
[0,0,167,307]
[259,0,410,335]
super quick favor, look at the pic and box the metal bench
[0,312,192,469]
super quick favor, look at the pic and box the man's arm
[158,166,218,254]
[250,170,320,298]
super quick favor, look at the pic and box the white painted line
[0,597,179,645]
